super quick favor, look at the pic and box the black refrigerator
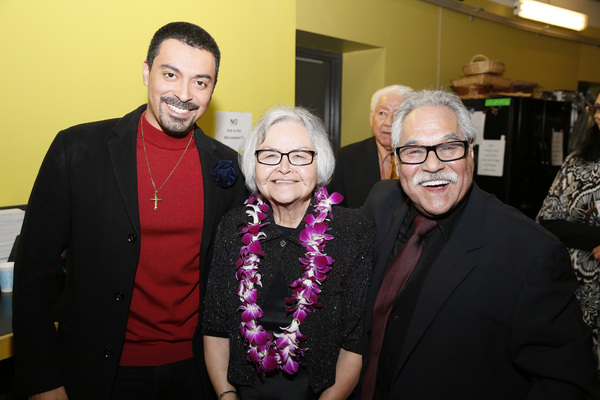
[462,97,572,219]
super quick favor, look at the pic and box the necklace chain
[140,117,194,210]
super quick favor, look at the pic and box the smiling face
[255,120,318,222]
[143,38,216,136]
[370,94,405,151]
[397,105,474,218]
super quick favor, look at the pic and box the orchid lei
[236,186,343,375]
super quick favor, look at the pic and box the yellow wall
[297,0,600,146]
[0,0,295,206]
[341,49,386,150]
[439,9,583,91]
[4,0,599,206]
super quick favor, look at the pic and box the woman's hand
[319,349,362,400]
[204,336,237,398]
[592,245,600,260]
[29,386,68,400]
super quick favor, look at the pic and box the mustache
[161,96,200,111]
[413,171,458,186]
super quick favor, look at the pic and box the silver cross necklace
[140,118,194,210]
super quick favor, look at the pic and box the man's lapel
[365,197,411,332]
[193,129,220,237]
[108,106,144,231]
[393,186,486,376]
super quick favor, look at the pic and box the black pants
[111,358,203,400]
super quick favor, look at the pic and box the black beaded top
[203,202,375,394]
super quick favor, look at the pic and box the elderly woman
[203,105,374,400]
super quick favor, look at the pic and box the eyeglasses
[255,149,316,166]
[395,140,469,165]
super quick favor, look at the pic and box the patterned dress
[537,153,600,372]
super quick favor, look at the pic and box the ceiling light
[514,0,588,31]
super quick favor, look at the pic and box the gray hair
[391,89,476,148]
[370,84,414,114]
[238,105,336,193]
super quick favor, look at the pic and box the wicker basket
[451,73,511,89]
[451,85,492,99]
[463,54,505,76]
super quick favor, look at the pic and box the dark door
[463,97,571,219]
[295,46,342,150]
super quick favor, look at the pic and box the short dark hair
[146,22,221,82]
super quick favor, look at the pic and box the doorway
[295,46,342,150]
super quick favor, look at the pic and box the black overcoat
[361,179,600,399]
[328,136,380,208]
[13,105,247,399]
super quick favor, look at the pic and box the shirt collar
[260,196,317,245]
[405,185,472,241]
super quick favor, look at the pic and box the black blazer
[361,179,600,399]
[328,136,380,208]
[13,105,247,399]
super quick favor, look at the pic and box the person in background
[537,91,600,376]
[203,105,374,400]
[360,89,600,399]
[328,85,413,208]
[13,22,247,400]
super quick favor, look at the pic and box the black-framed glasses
[395,140,470,165]
[255,149,316,166]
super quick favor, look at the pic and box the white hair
[391,89,476,149]
[238,105,336,193]
[370,84,414,114]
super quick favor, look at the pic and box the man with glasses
[360,89,600,399]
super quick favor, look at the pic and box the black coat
[361,179,600,399]
[328,137,380,208]
[203,203,374,394]
[13,105,247,399]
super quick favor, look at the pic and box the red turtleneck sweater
[120,115,204,366]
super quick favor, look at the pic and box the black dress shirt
[375,195,469,398]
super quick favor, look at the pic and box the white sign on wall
[470,111,486,146]
[551,129,564,167]
[477,135,506,177]
[215,111,252,151]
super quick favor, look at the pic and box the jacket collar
[393,184,485,376]
[107,104,226,233]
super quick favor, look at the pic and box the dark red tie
[361,215,438,399]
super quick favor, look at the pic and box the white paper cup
[0,262,14,293]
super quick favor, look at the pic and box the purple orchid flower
[235,187,340,375]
